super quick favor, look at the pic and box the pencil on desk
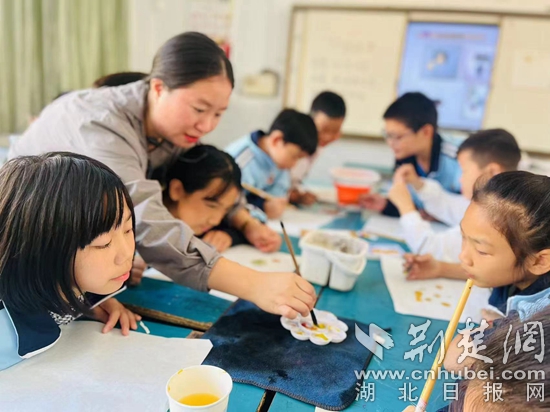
[280,221,319,326]
[414,278,474,412]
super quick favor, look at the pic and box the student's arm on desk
[229,207,281,252]
[404,255,467,281]
[400,212,463,263]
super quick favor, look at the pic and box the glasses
[382,129,416,142]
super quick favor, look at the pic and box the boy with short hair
[290,91,346,205]
[226,109,318,219]
[361,92,462,216]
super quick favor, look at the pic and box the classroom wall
[128,0,550,182]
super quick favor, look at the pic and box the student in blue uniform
[406,171,550,322]
[0,153,141,371]
[226,109,318,219]
[360,92,462,216]
[388,129,520,265]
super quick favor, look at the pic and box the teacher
[9,32,315,318]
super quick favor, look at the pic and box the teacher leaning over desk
[8,32,316,319]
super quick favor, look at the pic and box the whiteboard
[286,9,407,137]
[285,7,550,153]
[484,17,550,152]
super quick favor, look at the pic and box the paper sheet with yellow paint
[381,256,491,323]
[222,244,299,272]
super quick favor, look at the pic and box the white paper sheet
[362,214,448,242]
[222,244,299,272]
[143,267,173,282]
[381,256,491,323]
[368,242,406,260]
[0,321,213,412]
[267,208,337,237]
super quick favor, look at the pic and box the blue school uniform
[489,273,550,315]
[383,133,462,216]
[0,288,125,371]
[226,131,290,212]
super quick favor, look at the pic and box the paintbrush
[415,279,474,412]
[405,237,429,273]
[242,183,297,210]
[280,221,319,326]
[242,183,275,200]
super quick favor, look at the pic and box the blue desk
[118,277,232,325]
[269,260,452,412]
[270,211,452,412]
[128,209,453,412]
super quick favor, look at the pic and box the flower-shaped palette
[280,309,348,345]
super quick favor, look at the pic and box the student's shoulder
[0,304,22,371]
[0,303,61,371]
[439,134,462,160]
[226,133,259,169]
[0,302,61,371]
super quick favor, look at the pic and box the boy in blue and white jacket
[226,109,318,219]
[361,92,463,216]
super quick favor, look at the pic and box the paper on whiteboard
[512,50,550,90]
[381,256,491,323]
[362,214,448,242]
[0,321,212,412]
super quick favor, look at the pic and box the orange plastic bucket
[330,168,381,205]
[335,184,372,204]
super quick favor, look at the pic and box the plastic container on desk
[330,167,381,205]
[299,230,369,291]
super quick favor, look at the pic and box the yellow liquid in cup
[179,393,219,406]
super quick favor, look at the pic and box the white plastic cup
[166,365,233,412]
